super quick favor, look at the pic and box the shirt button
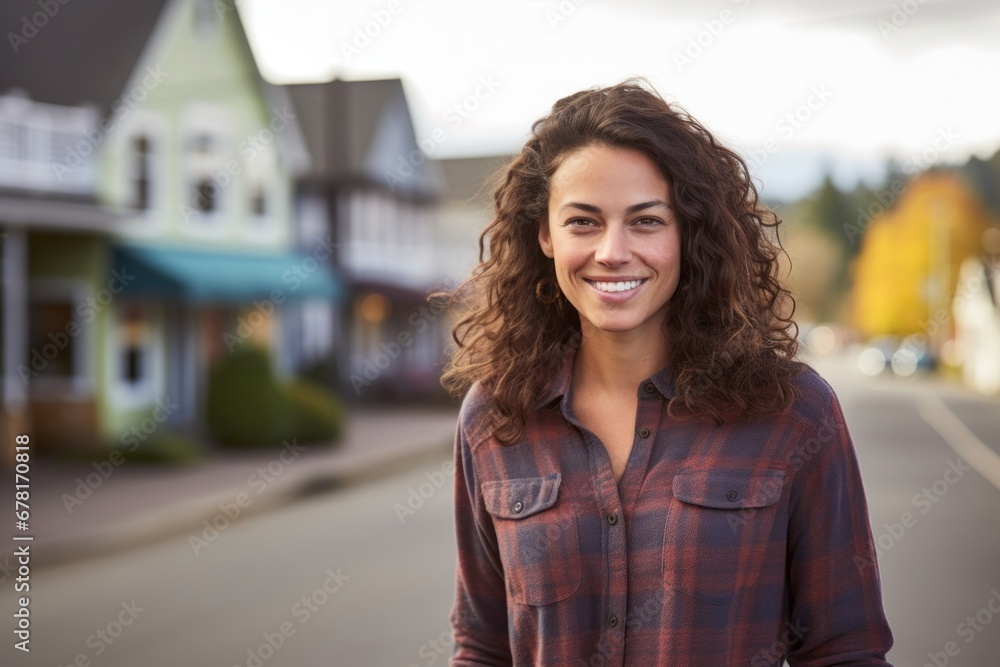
[726,490,738,502]
[644,382,656,393]
[638,427,650,438]
[608,614,619,628]
[607,513,618,525]
[513,501,523,513]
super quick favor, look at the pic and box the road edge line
[918,393,1000,493]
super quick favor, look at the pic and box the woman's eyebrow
[558,200,671,215]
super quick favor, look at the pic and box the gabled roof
[0,0,168,111]
[288,78,444,199]
[0,0,310,175]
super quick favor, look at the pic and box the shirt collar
[533,333,676,410]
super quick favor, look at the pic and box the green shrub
[206,345,347,447]
[301,352,341,392]
[286,378,347,444]
[205,345,289,446]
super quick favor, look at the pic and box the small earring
[535,276,561,305]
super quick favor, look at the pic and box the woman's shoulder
[457,380,497,448]
[784,360,845,431]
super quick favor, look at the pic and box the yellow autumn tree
[851,171,991,339]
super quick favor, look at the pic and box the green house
[0,0,342,456]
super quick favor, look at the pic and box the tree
[851,172,993,341]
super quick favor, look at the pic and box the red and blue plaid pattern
[449,338,894,666]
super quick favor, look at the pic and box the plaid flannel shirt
[449,337,894,666]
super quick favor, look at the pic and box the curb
[20,436,454,570]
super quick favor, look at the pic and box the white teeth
[590,279,643,293]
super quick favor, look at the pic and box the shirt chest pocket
[662,467,786,604]
[482,473,581,606]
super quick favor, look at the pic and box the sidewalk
[3,406,459,568]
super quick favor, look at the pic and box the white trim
[112,108,170,235]
[100,0,177,231]
[238,142,285,246]
[106,299,165,410]
[177,101,235,240]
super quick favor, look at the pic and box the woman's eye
[634,217,663,227]
[565,218,594,227]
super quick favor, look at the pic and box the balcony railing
[0,93,99,195]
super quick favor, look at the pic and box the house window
[246,144,275,226]
[185,133,223,218]
[118,303,151,388]
[27,301,77,379]
[129,134,152,211]
[250,182,266,217]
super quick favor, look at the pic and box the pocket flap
[672,467,784,509]
[482,473,561,519]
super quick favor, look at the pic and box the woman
[437,78,894,666]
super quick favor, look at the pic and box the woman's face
[539,143,682,339]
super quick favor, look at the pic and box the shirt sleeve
[449,411,513,666]
[785,386,895,666]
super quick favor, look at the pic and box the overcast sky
[240,0,1000,199]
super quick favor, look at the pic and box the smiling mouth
[583,278,646,293]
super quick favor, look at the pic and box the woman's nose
[594,226,632,265]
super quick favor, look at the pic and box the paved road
[2,355,998,666]
[817,356,1000,667]
[1,444,461,667]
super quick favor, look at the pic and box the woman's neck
[572,322,671,395]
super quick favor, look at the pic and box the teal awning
[112,243,344,303]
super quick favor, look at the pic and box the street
[2,354,999,666]
[821,355,1000,667]
[1,443,461,667]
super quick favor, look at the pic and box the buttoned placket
[560,376,663,666]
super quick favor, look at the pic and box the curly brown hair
[436,77,804,445]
